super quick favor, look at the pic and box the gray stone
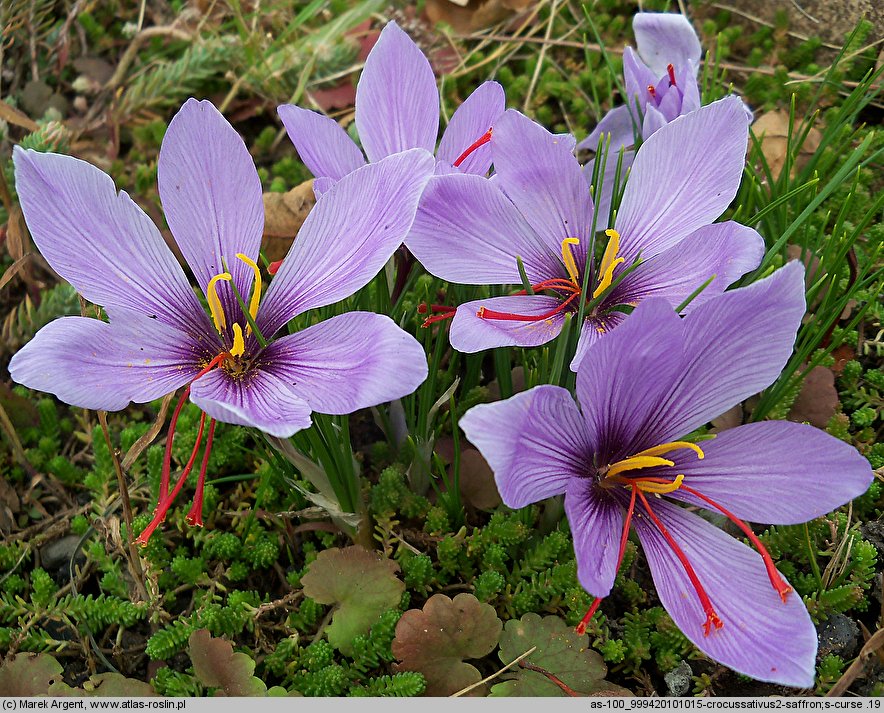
[817,613,861,659]
[665,660,693,697]
[39,535,82,571]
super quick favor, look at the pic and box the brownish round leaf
[392,592,502,696]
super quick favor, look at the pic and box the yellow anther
[592,228,625,298]
[206,272,232,332]
[634,474,685,494]
[235,253,262,331]
[230,323,245,357]
[560,238,581,285]
[632,441,705,461]
[607,455,674,479]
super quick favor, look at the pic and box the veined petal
[406,173,560,285]
[355,21,439,161]
[9,314,199,411]
[258,149,434,336]
[608,221,764,312]
[313,177,336,198]
[647,261,806,443]
[633,13,702,79]
[261,312,427,414]
[459,384,589,508]
[450,295,568,353]
[278,104,366,180]
[158,99,264,319]
[615,97,751,263]
[575,299,685,461]
[641,104,668,139]
[437,80,505,175]
[576,104,637,154]
[565,479,624,597]
[568,310,626,372]
[189,367,312,438]
[669,421,874,524]
[492,110,594,271]
[634,499,816,688]
[12,147,209,338]
[621,47,657,118]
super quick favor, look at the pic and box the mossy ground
[0,0,881,698]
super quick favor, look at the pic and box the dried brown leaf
[788,366,840,429]
[752,110,822,181]
[262,179,316,261]
[0,653,64,695]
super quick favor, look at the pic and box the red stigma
[647,84,656,99]
[453,129,492,168]
[268,259,283,275]
[135,352,227,545]
[667,64,676,87]
[635,489,723,636]
[478,290,580,323]
[185,418,216,527]
[679,484,793,602]
[420,303,456,328]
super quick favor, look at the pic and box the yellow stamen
[235,253,262,332]
[607,455,674,479]
[206,272,232,332]
[560,238,580,285]
[230,323,245,357]
[632,440,705,460]
[592,228,625,299]
[635,474,685,494]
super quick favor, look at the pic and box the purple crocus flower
[408,96,763,371]
[578,13,703,222]
[9,98,434,541]
[277,21,505,198]
[460,262,874,687]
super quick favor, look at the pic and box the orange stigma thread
[453,129,493,168]
[648,85,656,99]
[636,488,723,636]
[667,63,677,87]
[268,259,283,275]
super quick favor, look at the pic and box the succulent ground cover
[0,0,882,698]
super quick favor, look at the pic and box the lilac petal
[355,21,439,161]
[616,97,751,263]
[641,104,668,138]
[459,384,588,508]
[576,105,637,153]
[677,62,701,112]
[450,295,568,352]
[258,148,434,336]
[9,314,198,411]
[406,173,560,285]
[633,13,702,79]
[260,312,427,414]
[158,99,264,317]
[575,299,685,460]
[492,110,594,270]
[609,221,764,312]
[437,80,505,175]
[565,479,624,597]
[669,421,874,524]
[582,149,635,229]
[648,261,806,443]
[622,47,657,117]
[634,498,816,687]
[312,177,336,198]
[568,310,626,372]
[654,85,683,123]
[12,148,209,337]
[278,104,365,180]
[189,367,312,438]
